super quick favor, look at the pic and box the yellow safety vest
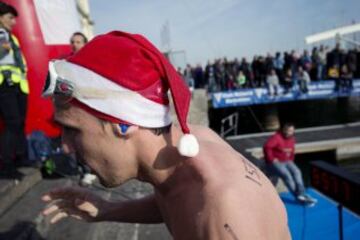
[0,34,29,94]
[328,67,339,79]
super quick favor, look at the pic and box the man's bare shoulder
[185,146,290,240]
[192,148,290,240]
[189,125,228,145]
[171,127,290,240]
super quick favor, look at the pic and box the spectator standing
[290,50,299,78]
[283,51,291,71]
[356,46,360,78]
[251,55,260,87]
[0,2,29,178]
[184,64,195,91]
[258,56,267,87]
[263,123,317,205]
[176,67,183,78]
[225,73,236,90]
[317,45,327,80]
[266,69,280,97]
[328,62,341,91]
[327,43,342,73]
[232,57,240,77]
[340,64,353,92]
[265,53,274,74]
[296,66,310,94]
[236,70,246,88]
[240,57,253,87]
[283,68,293,94]
[300,50,312,74]
[205,60,216,92]
[193,64,204,89]
[273,52,284,82]
[311,47,320,80]
[214,59,226,90]
[347,48,357,78]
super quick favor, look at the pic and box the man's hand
[41,186,110,224]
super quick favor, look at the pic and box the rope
[247,106,265,132]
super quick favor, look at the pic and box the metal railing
[220,112,238,138]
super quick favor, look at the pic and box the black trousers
[0,84,28,168]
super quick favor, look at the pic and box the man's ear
[112,123,139,138]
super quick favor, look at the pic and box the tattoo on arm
[242,159,262,186]
[224,223,240,240]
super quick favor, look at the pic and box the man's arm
[42,187,163,224]
[99,194,163,223]
[289,139,296,162]
[263,136,278,163]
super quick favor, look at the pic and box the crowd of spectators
[178,44,360,94]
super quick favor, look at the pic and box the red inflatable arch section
[3,0,82,137]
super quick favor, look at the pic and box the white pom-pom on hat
[177,134,199,157]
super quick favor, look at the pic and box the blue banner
[211,79,360,108]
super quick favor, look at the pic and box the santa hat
[45,31,199,157]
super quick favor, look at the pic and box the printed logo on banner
[254,88,265,99]
[353,81,360,87]
[211,79,360,109]
[213,93,222,103]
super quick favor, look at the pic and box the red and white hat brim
[53,60,172,128]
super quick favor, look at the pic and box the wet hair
[71,32,88,43]
[280,122,295,130]
[0,2,18,17]
[150,124,171,136]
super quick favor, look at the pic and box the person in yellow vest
[0,2,29,178]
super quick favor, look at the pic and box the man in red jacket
[264,123,317,205]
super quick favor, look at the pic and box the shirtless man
[41,31,290,240]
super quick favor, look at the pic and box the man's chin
[82,166,118,188]
[98,175,119,188]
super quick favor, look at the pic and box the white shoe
[297,194,317,206]
[80,173,97,186]
[304,194,318,204]
[296,194,307,202]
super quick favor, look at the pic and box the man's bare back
[154,126,291,240]
[41,122,290,240]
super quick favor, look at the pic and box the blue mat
[280,188,360,240]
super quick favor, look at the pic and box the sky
[89,0,360,66]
